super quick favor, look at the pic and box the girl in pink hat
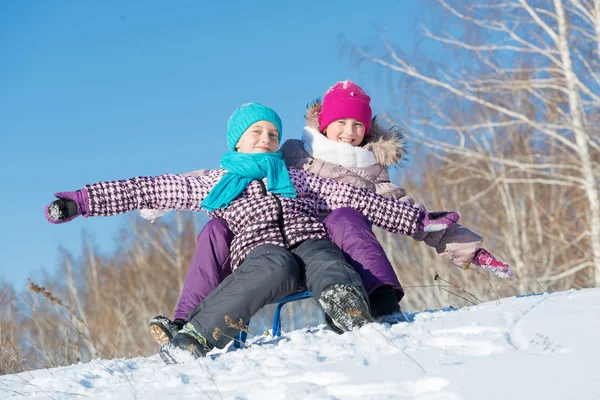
[144,81,512,343]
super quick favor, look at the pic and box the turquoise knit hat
[227,103,283,151]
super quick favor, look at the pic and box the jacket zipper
[257,180,290,248]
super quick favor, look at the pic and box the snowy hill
[2,288,599,399]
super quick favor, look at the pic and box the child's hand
[417,211,460,233]
[44,191,85,224]
[471,248,514,279]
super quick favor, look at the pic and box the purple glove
[44,190,90,224]
[417,211,460,233]
[471,248,514,279]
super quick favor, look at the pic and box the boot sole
[319,284,374,332]
[150,324,171,345]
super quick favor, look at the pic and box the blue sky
[0,1,424,288]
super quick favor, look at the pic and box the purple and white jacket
[85,168,421,270]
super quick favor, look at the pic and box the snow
[2,288,599,399]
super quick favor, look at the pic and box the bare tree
[349,0,600,287]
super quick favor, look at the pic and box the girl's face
[236,121,280,153]
[324,118,366,147]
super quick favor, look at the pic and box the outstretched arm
[296,170,458,237]
[140,169,210,222]
[45,173,217,224]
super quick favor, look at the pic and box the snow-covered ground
[2,288,599,399]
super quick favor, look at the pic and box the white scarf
[302,126,377,168]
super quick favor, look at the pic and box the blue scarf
[201,151,297,212]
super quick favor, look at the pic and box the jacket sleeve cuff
[79,189,91,218]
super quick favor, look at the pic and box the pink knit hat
[318,79,372,134]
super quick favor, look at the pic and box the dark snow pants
[174,207,403,320]
[186,238,367,349]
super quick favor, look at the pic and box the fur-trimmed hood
[305,99,406,167]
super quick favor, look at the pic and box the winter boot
[149,315,187,345]
[369,285,407,325]
[159,322,214,364]
[319,284,374,333]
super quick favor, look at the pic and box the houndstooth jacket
[85,168,421,270]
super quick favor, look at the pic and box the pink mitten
[471,248,514,279]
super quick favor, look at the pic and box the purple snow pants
[174,207,403,320]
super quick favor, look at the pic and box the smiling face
[235,120,280,153]
[324,118,366,146]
